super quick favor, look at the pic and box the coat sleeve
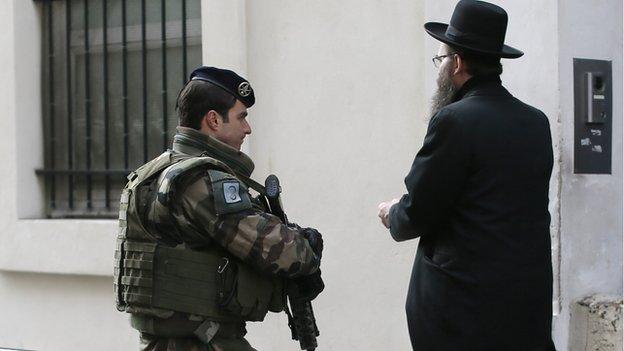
[389,109,471,241]
[168,171,320,278]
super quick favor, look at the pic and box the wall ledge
[0,219,117,277]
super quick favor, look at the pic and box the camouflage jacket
[145,126,320,278]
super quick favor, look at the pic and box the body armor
[114,150,284,325]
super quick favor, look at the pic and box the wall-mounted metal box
[573,58,613,174]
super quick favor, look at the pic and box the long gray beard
[429,64,458,119]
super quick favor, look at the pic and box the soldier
[114,66,324,351]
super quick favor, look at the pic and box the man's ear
[452,54,464,76]
[201,110,221,131]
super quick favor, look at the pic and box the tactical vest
[114,150,284,325]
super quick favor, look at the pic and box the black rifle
[264,174,320,351]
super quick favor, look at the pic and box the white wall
[0,1,136,350]
[0,272,137,350]
[241,1,426,350]
[0,1,118,277]
[555,0,623,350]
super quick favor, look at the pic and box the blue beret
[189,66,255,107]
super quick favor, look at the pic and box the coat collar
[454,75,511,102]
[172,126,255,177]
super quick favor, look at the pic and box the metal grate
[36,0,202,218]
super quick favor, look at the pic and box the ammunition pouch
[116,240,284,323]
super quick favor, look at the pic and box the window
[37,0,202,218]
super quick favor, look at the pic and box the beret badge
[238,82,252,97]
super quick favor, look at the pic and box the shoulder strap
[234,172,267,196]
[125,151,175,190]
[156,156,229,203]
[158,153,268,197]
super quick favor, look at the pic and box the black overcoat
[389,76,556,351]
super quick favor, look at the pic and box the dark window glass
[38,0,202,218]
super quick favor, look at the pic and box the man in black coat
[377,1,556,350]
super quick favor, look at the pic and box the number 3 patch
[207,169,252,215]
[223,182,242,204]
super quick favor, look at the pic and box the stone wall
[570,295,623,351]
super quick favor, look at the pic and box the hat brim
[424,22,523,59]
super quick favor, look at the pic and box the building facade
[0,0,621,350]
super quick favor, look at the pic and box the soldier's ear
[203,110,221,131]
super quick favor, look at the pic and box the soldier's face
[215,99,251,150]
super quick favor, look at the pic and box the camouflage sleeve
[171,169,320,278]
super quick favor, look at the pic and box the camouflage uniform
[116,126,320,351]
[139,319,253,351]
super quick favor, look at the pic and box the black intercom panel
[573,58,612,174]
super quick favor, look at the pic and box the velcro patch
[207,169,252,215]
[223,182,242,204]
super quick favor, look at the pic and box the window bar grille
[84,0,93,209]
[66,1,74,209]
[103,0,111,208]
[161,0,168,150]
[46,1,56,209]
[37,0,200,217]
[141,0,148,163]
[122,0,129,170]
[182,0,187,83]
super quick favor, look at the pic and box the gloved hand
[293,271,325,301]
[301,227,323,259]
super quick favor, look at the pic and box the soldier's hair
[451,45,503,77]
[176,80,237,129]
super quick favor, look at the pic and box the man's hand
[377,198,400,229]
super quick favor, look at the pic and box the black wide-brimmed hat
[425,0,523,58]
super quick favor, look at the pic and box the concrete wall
[0,273,135,350]
[204,1,426,349]
[569,295,623,351]
[0,1,137,350]
[0,0,621,350]
[556,0,624,349]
